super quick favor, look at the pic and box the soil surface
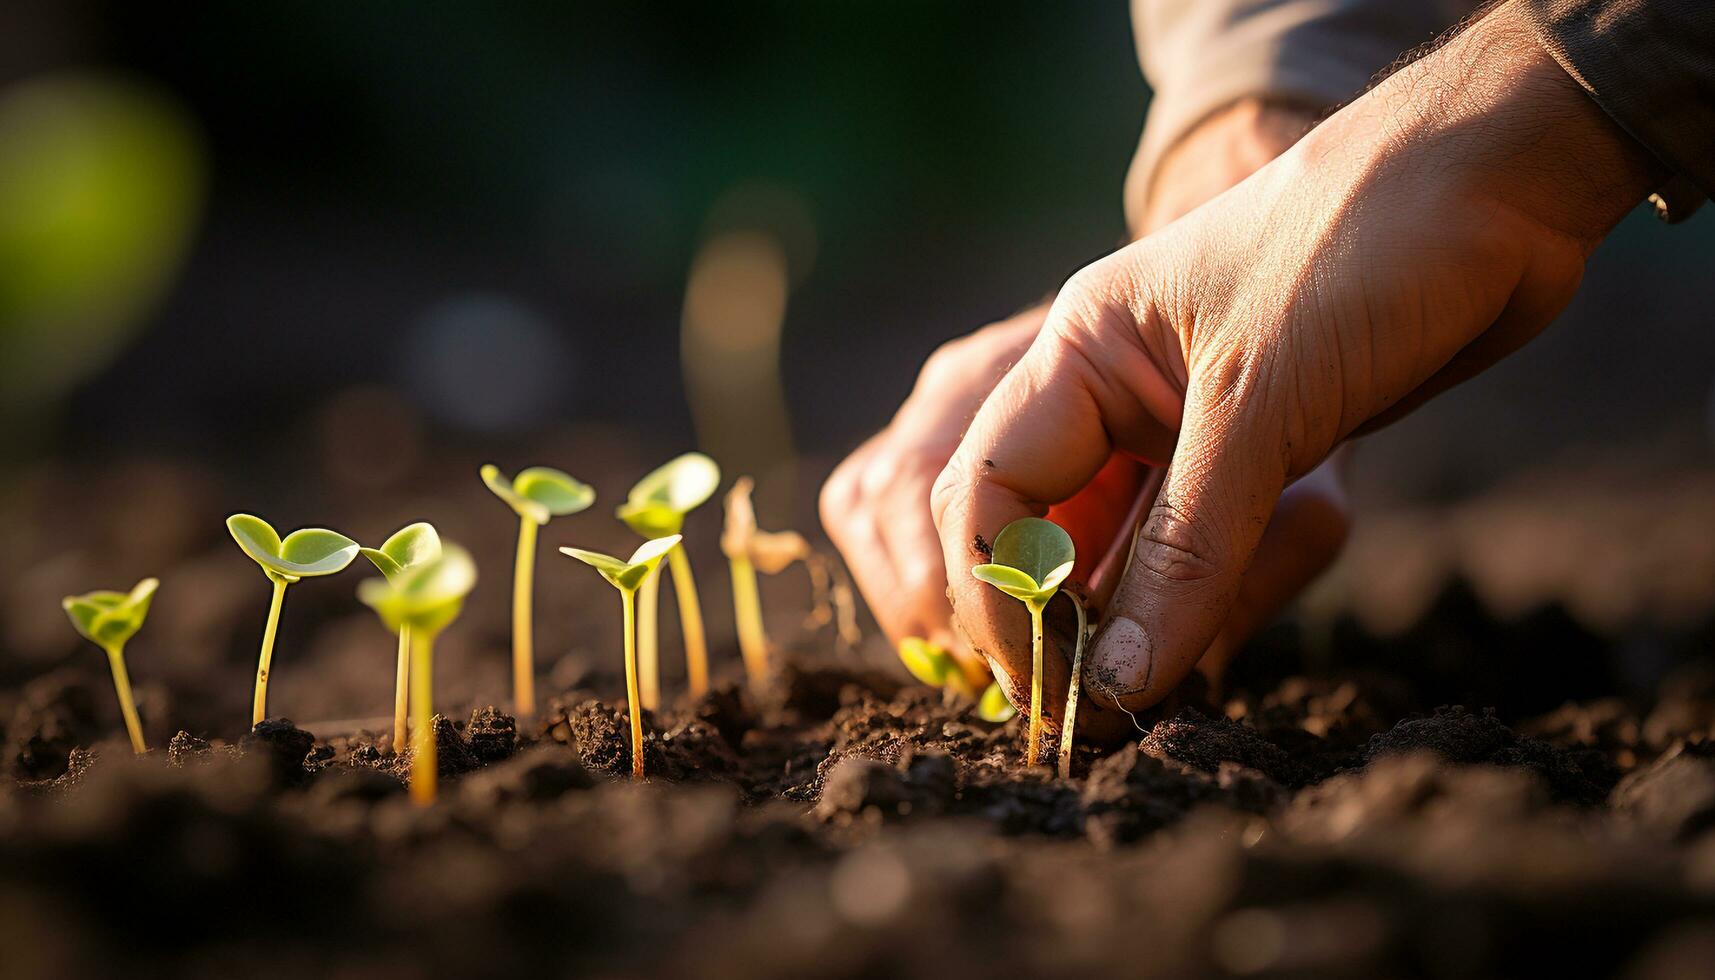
[8,457,1715,978]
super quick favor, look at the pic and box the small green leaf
[561,534,682,592]
[228,514,358,580]
[971,563,1039,597]
[227,514,283,564]
[976,681,1017,723]
[513,467,595,517]
[621,453,720,526]
[616,500,683,537]
[898,636,954,687]
[363,522,442,582]
[988,517,1075,589]
[481,464,549,524]
[63,577,157,649]
[358,545,476,635]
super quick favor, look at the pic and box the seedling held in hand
[561,535,681,779]
[228,515,359,726]
[482,464,595,717]
[358,544,476,805]
[722,476,811,688]
[618,453,719,706]
[971,517,1075,767]
[62,578,158,753]
[359,522,442,753]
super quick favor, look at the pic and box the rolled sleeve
[1521,0,1715,223]
[1132,0,1471,203]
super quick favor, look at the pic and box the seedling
[1058,592,1090,779]
[896,636,978,698]
[560,535,681,779]
[482,464,595,717]
[62,578,158,753]
[971,517,1075,767]
[358,544,476,805]
[977,681,1017,724]
[722,476,811,687]
[359,522,443,753]
[228,515,359,726]
[617,453,719,705]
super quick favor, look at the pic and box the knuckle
[1133,496,1225,587]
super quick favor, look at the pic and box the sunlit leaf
[971,563,1041,602]
[362,522,442,582]
[616,500,683,537]
[481,464,548,525]
[513,467,595,517]
[561,534,682,592]
[63,577,157,650]
[976,681,1017,723]
[228,514,358,581]
[898,636,954,687]
[358,545,475,635]
[624,453,720,516]
[989,517,1075,588]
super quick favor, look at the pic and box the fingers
[820,438,936,645]
[1081,350,1290,712]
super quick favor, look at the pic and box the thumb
[1085,367,1286,711]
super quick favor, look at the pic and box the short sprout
[977,681,1017,724]
[360,522,443,753]
[228,515,359,727]
[561,535,682,779]
[482,464,595,717]
[619,453,719,704]
[971,516,1075,768]
[896,636,978,698]
[63,578,158,753]
[722,476,811,688]
[357,544,476,805]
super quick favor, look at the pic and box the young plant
[722,476,811,687]
[228,515,360,726]
[359,522,442,753]
[357,544,476,805]
[970,516,1075,767]
[897,636,978,698]
[62,578,158,753]
[977,681,1017,724]
[560,535,681,780]
[481,464,595,717]
[1058,592,1089,779]
[617,453,719,704]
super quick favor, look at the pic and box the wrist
[1128,98,1318,238]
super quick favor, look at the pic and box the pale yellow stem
[1058,595,1088,780]
[730,554,768,687]
[393,626,411,751]
[104,643,147,754]
[512,514,538,717]
[622,588,645,779]
[252,576,289,727]
[410,628,436,805]
[638,571,661,710]
[1027,602,1044,767]
[667,545,708,697]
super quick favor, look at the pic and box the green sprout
[62,578,158,753]
[896,636,978,698]
[971,517,1075,768]
[359,522,442,754]
[977,681,1017,724]
[358,544,477,805]
[617,453,719,706]
[228,515,359,727]
[722,476,811,688]
[482,464,595,717]
[560,535,681,780]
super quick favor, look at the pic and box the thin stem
[638,571,661,710]
[252,576,289,727]
[104,643,147,754]
[410,627,436,805]
[1058,595,1088,780]
[730,554,768,688]
[1027,602,1044,767]
[393,626,411,752]
[512,514,538,717]
[667,545,709,697]
[622,588,645,779]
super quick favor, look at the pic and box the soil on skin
[7,637,1715,980]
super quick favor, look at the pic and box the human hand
[931,2,1662,733]
[822,100,1332,694]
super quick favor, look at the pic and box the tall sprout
[617,453,719,705]
[62,578,158,753]
[358,545,477,805]
[561,535,681,779]
[358,522,442,752]
[482,465,595,716]
[970,517,1075,768]
[227,515,359,726]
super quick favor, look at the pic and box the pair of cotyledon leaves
[971,517,1075,610]
[354,522,474,634]
[897,635,1017,723]
[481,465,595,525]
[63,578,158,649]
[617,453,720,537]
[562,535,682,592]
[227,514,361,583]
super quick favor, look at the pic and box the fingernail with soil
[1090,616,1151,697]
